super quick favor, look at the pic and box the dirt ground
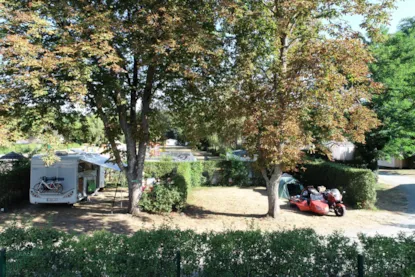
[0,184,409,236]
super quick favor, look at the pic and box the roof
[32,151,121,171]
[0,152,26,160]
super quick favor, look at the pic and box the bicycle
[34,176,64,194]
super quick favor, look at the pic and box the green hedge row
[1,226,414,276]
[294,161,377,208]
[0,161,30,209]
[105,160,259,187]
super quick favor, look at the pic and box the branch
[91,92,125,173]
[139,64,156,145]
[130,56,138,135]
[113,89,137,171]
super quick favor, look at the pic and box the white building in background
[324,141,355,161]
[378,157,408,169]
[165,139,178,146]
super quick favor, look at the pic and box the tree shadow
[184,204,267,219]
[378,171,405,176]
[252,187,268,196]
[0,188,153,235]
[376,184,409,213]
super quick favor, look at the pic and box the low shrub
[1,226,414,276]
[294,161,377,208]
[139,184,183,213]
[140,162,192,213]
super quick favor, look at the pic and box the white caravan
[30,152,120,204]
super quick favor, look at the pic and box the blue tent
[279,173,303,199]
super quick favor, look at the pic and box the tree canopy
[0,0,227,213]
[0,0,397,216]
[214,0,394,216]
[357,17,415,169]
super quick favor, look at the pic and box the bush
[174,162,192,200]
[139,184,183,213]
[0,160,30,209]
[144,161,176,179]
[294,161,377,208]
[140,162,192,213]
[1,226,414,276]
[201,160,221,185]
[220,159,250,186]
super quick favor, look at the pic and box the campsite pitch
[0,185,408,236]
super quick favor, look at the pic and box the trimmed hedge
[106,160,263,188]
[294,161,377,208]
[1,226,414,276]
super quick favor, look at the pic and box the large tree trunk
[126,169,140,215]
[126,65,155,215]
[127,140,147,215]
[262,165,283,218]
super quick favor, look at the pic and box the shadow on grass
[376,184,409,213]
[0,188,152,235]
[184,204,267,219]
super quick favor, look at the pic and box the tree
[356,18,415,170]
[223,0,395,217]
[0,0,225,214]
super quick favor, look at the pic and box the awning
[79,154,122,171]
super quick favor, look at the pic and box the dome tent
[278,173,303,199]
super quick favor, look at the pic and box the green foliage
[220,159,250,187]
[358,233,415,276]
[0,161,30,209]
[201,161,221,185]
[190,162,204,187]
[174,163,192,201]
[357,17,415,169]
[139,184,183,213]
[1,226,414,276]
[294,161,377,208]
[140,162,192,213]
[143,160,261,188]
[144,161,176,179]
[0,144,39,155]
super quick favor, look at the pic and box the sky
[347,0,415,33]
